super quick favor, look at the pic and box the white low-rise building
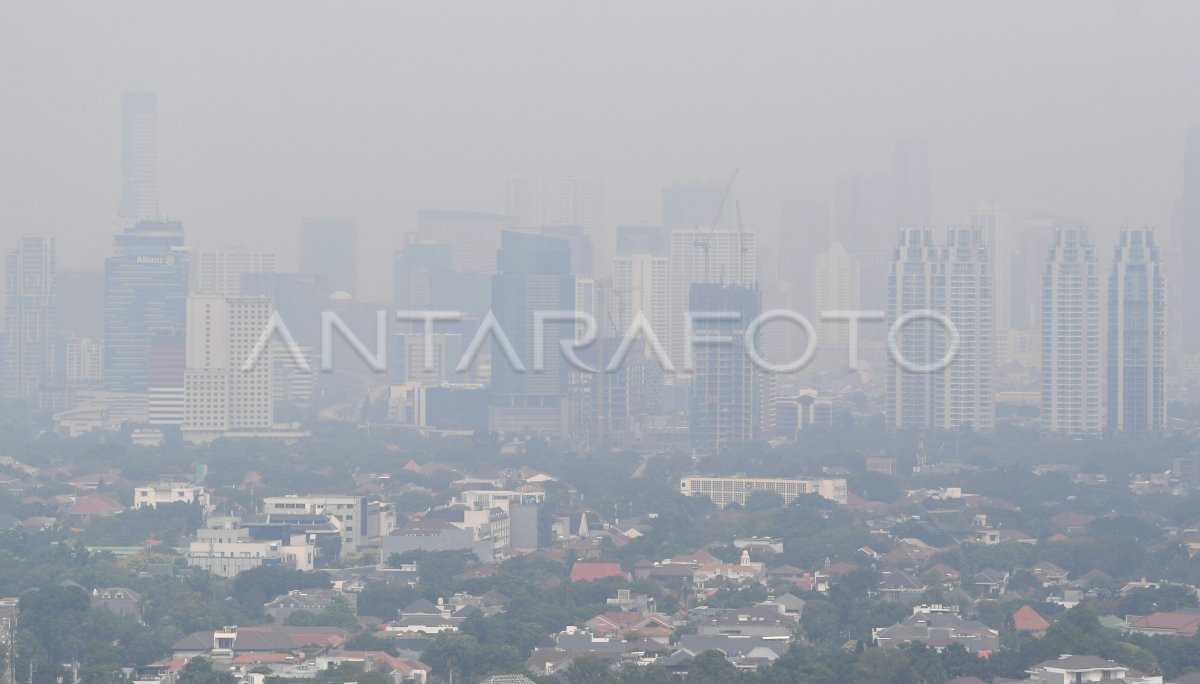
[134,482,210,510]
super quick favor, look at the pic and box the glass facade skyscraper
[103,220,187,392]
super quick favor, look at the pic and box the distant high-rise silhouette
[1107,228,1166,433]
[667,227,756,362]
[3,237,57,399]
[489,231,574,437]
[688,283,763,453]
[1041,227,1101,436]
[299,218,357,297]
[190,248,277,296]
[1183,129,1200,355]
[119,92,159,223]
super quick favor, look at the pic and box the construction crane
[693,169,739,282]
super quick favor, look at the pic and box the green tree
[177,658,236,684]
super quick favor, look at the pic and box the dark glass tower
[103,220,187,392]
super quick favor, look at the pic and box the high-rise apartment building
[1041,227,1101,436]
[103,221,187,393]
[182,294,274,442]
[886,228,944,429]
[886,228,994,431]
[943,228,994,431]
[119,92,158,223]
[3,237,57,399]
[1107,228,1166,433]
[967,199,1013,333]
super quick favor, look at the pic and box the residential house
[1012,605,1050,636]
[1030,560,1070,586]
[1026,655,1161,684]
[91,587,142,620]
[873,607,999,655]
[973,569,1008,596]
[265,588,357,621]
[695,606,797,638]
[877,570,926,602]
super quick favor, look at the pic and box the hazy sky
[3,1,1199,300]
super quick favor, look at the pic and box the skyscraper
[1041,227,1101,436]
[966,199,1012,333]
[668,227,756,363]
[886,228,992,432]
[554,177,605,233]
[942,227,994,432]
[119,92,159,223]
[1107,228,1166,433]
[103,221,187,393]
[503,173,545,229]
[182,294,275,442]
[488,231,575,437]
[1183,128,1200,356]
[812,242,861,364]
[299,218,357,297]
[688,283,762,453]
[190,249,277,296]
[3,237,57,399]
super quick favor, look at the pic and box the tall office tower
[414,210,516,275]
[390,332,462,386]
[886,228,945,429]
[941,227,994,432]
[182,295,275,442]
[104,221,187,392]
[3,237,57,399]
[613,252,670,334]
[148,332,186,426]
[190,249,277,296]
[835,174,895,252]
[488,231,575,437]
[662,181,731,229]
[893,137,931,228]
[966,199,1012,333]
[503,173,545,229]
[1184,128,1200,356]
[1107,228,1167,433]
[812,242,862,365]
[688,283,762,453]
[574,277,617,339]
[119,92,159,223]
[668,227,756,363]
[299,218,357,297]
[1041,228,1101,436]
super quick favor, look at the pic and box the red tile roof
[569,562,627,582]
[1012,605,1050,632]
